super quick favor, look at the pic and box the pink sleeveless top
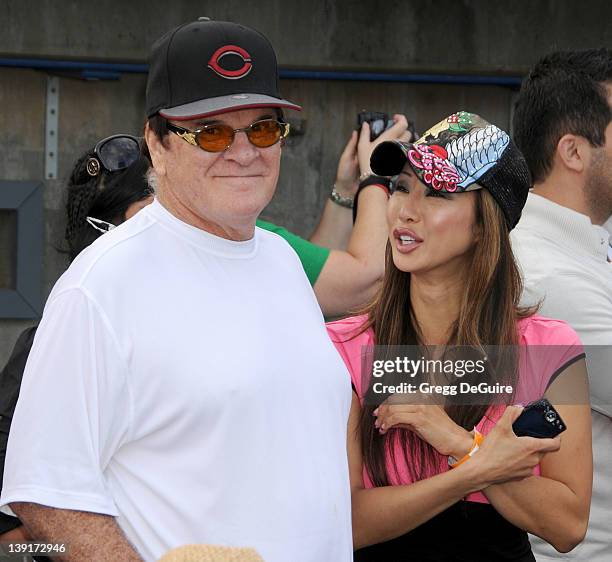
[327,314,583,503]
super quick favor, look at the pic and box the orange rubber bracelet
[448,429,484,469]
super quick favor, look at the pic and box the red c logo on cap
[207,45,253,80]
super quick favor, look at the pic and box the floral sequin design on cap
[447,110,473,133]
[407,144,461,192]
[370,110,530,229]
[406,112,510,193]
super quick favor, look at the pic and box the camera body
[356,111,418,142]
[357,111,395,141]
[512,398,566,438]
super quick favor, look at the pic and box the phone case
[511,399,566,438]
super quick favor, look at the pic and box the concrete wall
[1,0,611,362]
[2,0,610,73]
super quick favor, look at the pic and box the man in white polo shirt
[511,48,612,561]
[0,19,353,561]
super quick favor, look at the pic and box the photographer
[298,113,412,316]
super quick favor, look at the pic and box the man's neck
[531,173,601,224]
[156,190,255,242]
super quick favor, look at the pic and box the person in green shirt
[258,114,411,316]
[255,218,330,286]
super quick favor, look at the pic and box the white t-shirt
[511,193,612,561]
[0,200,353,562]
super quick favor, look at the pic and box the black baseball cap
[146,17,301,120]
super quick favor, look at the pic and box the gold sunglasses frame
[166,119,290,152]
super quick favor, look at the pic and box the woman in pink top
[328,113,592,561]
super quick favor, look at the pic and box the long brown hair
[358,189,537,486]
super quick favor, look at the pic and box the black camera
[357,111,418,142]
[357,111,395,141]
[512,399,566,438]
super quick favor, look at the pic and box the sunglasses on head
[84,134,141,177]
[166,119,290,153]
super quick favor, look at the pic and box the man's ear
[144,122,167,177]
[556,134,591,174]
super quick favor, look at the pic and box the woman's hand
[357,114,410,175]
[374,401,473,458]
[468,406,561,488]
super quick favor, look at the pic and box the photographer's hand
[309,131,359,251]
[357,114,409,175]
[333,130,359,199]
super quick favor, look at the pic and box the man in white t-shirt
[511,48,612,561]
[0,19,353,562]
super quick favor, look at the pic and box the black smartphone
[512,399,566,438]
[357,111,395,141]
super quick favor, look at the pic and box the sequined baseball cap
[370,111,531,229]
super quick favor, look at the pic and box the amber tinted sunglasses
[166,119,290,153]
